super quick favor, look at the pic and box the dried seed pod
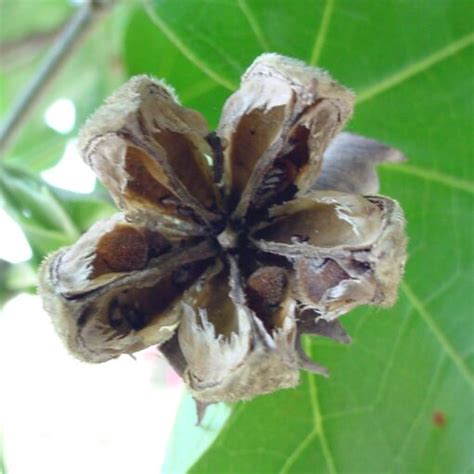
[78,76,222,238]
[39,225,216,362]
[179,301,301,403]
[252,191,406,318]
[178,260,300,402]
[217,53,354,216]
[39,53,408,412]
[250,191,386,263]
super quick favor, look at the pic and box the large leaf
[125,1,474,472]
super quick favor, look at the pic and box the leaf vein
[180,79,218,103]
[381,163,474,194]
[143,0,237,91]
[237,0,270,51]
[187,22,243,73]
[357,31,474,104]
[401,281,474,389]
[322,406,372,421]
[304,339,337,474]
[278,429,317,474]
[388,354,446,473]
[309,0,335,65]
[371,309,412,407]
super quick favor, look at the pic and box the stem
[0,0,112,156]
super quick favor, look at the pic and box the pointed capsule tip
[194,399,212,426]
[341,334,352,345]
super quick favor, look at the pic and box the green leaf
[0,0,72,43]
[53,186,115,232]
[0,164,77,261]
[123,7,232,127]
[0,260,36,306]
[123,0,474,472]
[0,436,6,474]
[0,164,114,266]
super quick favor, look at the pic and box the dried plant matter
[39,54,407,406]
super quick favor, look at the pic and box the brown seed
[96,225,148,272]
[247,266,288,308]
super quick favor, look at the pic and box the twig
[0,0,112,156]
[0,25,64,70]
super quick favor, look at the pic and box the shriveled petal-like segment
[181,259,240,337]
[178,301,252,398]
[49,214,171,296]
[217,53,354,217]
[159,332,187,377]
[297,309,351,344]
[176,258,300,402]
[179,305,301,403]
[252,191,386,258]
[252,192,406,318]
[38,236,216,363]
[293,257,377,318]
[298,206,406,318]
[313,132,406,194]
[78,76,221,238]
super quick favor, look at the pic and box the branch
[0,25,64,70]
[0,0,113,156]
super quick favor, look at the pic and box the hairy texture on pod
[39,53,407,419]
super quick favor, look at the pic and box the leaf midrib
[401,281,474,390]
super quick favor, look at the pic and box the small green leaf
[53,186,115,232]
[0,259,36,306]
[0,164,79,237]
[0,164,113,265]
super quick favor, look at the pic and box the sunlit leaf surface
[124,1,474,472]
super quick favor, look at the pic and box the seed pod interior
[39,53,407,412]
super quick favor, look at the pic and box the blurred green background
[0,1,473,473]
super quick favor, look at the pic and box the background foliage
[1,0,473,473]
